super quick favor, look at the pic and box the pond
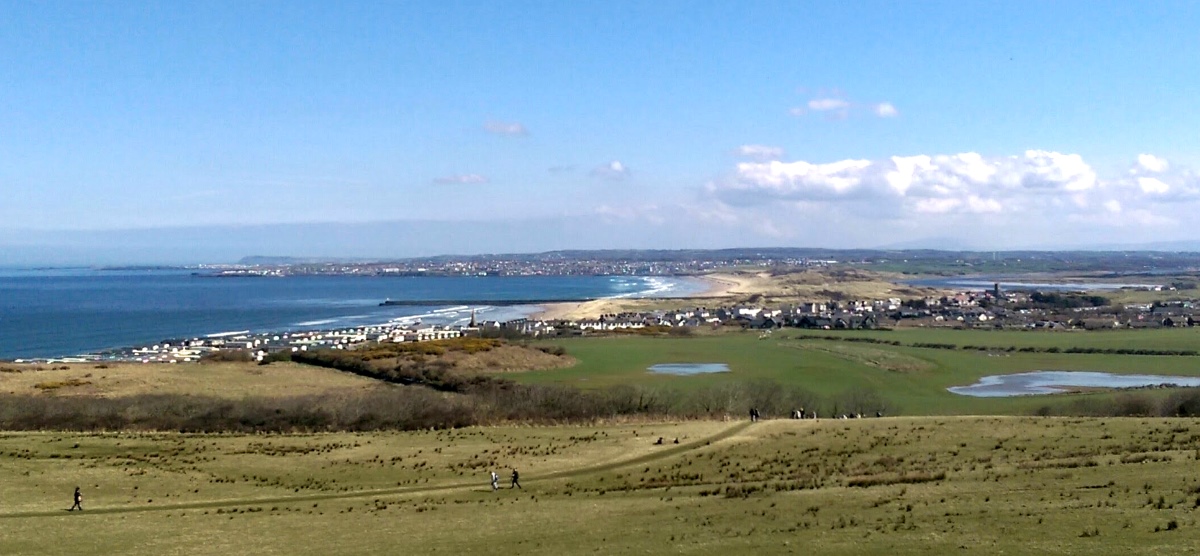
[648,363,731,375]
[948,371,1200,397]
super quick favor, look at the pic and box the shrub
[199,350,254,363]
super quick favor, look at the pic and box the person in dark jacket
[69,487,83,511]
[510,469,522,489]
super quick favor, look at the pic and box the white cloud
[590,160,630,181]
[1115,156,1199,200]
[808,98,850,111]
[702,151,1200,243]
[433,174,488,185]
[790,90,898,120]
[914,198,961,214]
[873,102,899,117]
[1136,154,1169,173]
[965,195,1003,213]
[733,144,785,161]
[723,151,1099,207]
[483,120,528,136]
[1137,177,1171,195]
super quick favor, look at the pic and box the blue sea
[0,269,706,360]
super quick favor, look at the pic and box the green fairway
[6,417,1200,555]
[517,329,1200,415]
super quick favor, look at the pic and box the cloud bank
[700,150,1199,244]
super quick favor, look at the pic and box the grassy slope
[5,417,1200,555]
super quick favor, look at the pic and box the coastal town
[17,280,1198,365]
[201,251,839,278]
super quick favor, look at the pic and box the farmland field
[5,417,1200,554]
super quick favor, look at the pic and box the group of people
[751,408,886,421]
[490,469,521,491]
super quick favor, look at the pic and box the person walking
[69,487,82,511]
[510,469,521,489]
[490,471,499,491]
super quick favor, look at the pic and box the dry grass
[443,345,577,373]
[0,361,379,398]
[6,417,1200,554]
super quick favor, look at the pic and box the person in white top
[490,471,499,491]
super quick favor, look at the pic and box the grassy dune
[5,417,1200,554]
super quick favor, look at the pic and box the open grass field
[521,328,1200,415]
[5,417,1200,554]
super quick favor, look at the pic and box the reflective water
[948,371,1200,397]
[648,363,730,375]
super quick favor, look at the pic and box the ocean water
[0,269,706,359]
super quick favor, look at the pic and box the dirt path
[0,420,755,520]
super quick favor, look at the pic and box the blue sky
[2,1,1199,263]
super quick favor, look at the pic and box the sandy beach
[531,273,754,321]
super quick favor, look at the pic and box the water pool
[648,363,731,375]
[948,371,1200,397]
